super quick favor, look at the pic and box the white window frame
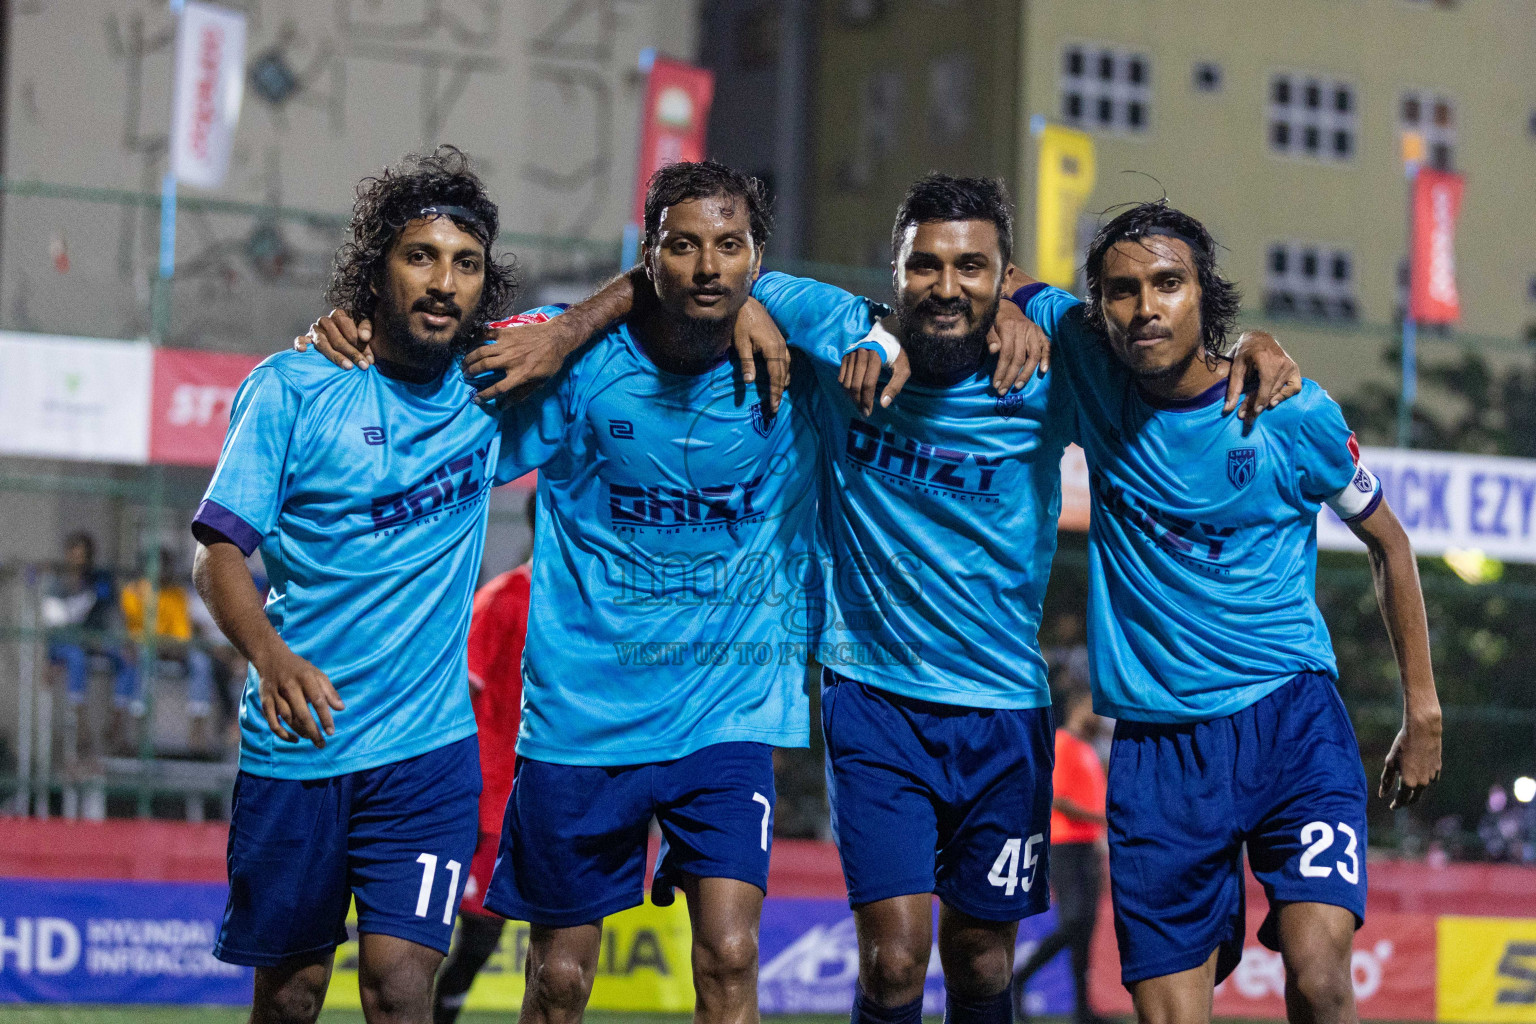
[1400,89,1457,171]
[1268,72,1357,164]
[1264,241,1359,321]
[1060,43,1151,135]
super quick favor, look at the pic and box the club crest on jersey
[1227,447,1257,489]
[995,391,1025,418]
[750,402,770,437]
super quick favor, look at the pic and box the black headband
[418,204,489,241]
[1114,227,1206,257]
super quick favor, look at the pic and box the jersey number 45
[987,834,1045,896]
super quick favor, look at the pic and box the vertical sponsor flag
[169,2,247,189]
[1409,168,1465,324]
[1035,124,1096,289]
[630,57,716,224]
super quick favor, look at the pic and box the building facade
[0,0,698,350]
[807,0,1536,405]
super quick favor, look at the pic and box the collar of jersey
[1134,378,1227,412]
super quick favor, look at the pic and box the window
[838,71,903,189]
[1265,242,1358,320]
[1268,73,1356,163]
[1193,62,1222,93]
[927,54,975,145]
[1061,44,1151,133]
[1401,90,1457,170]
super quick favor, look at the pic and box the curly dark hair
[642,160,773,249]
[326,145,518,323]
[1083,201,1240,357]
[891,173,1014,267]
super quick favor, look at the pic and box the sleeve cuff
[1010,282,1049,310]
[192,499,264,556]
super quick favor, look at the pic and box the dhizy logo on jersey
[608,476,766,530]
[1095,475,1238,571]
[844,421,1006,502]
[371,443,493,531]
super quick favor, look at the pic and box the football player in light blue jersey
[192,148,519,1024]
[739,178,1298,1024]
[750,181,1065,1024]
[468,162,861,1024]
[1011,203,1443,1024]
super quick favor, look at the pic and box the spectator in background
[120,547,217,753]
[43,532,131,759]
[1042,609,1091,695]
[1013,685,1110,1024]
[433,495,534,1024]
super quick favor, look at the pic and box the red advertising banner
[1088,897,1438,1020]
[1409,168,1465,324]
[148,347,262,466]
[630,56,715,223]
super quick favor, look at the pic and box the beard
[647,306,737,374]
[895,291,1000,384]
[372,293,484,377]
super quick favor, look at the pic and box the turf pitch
[0,1012,1419,1024]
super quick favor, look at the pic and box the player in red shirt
[1013,685,1110,1024]
[433,503,533,1024]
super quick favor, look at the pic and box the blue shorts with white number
[484,741,775,927]
[214,734,480,966]
[1108,672,1368,987]
[821,668,1056,922]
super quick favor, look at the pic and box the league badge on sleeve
[750,402,771,437]
[1227,447,1256,489]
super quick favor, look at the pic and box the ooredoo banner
[1089,904,1437,1021]
[630,56,715,223]
[169,2,247,189]
[1409,168,1465,325]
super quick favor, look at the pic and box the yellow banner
[1035,124,1096,288]
[325,898,696,1012]
[1438,916,1536,1022]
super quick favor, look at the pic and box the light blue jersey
[1019,283,1383,723]
[753,272,1073,710]
[496,305,858,765]
[195,348,493,779]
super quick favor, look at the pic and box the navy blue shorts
[1108,672,1368,986]
[821,668,1055,921]
[214,735,480,966]
[484,741,775,927]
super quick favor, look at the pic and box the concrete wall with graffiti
[0,0,697,349]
